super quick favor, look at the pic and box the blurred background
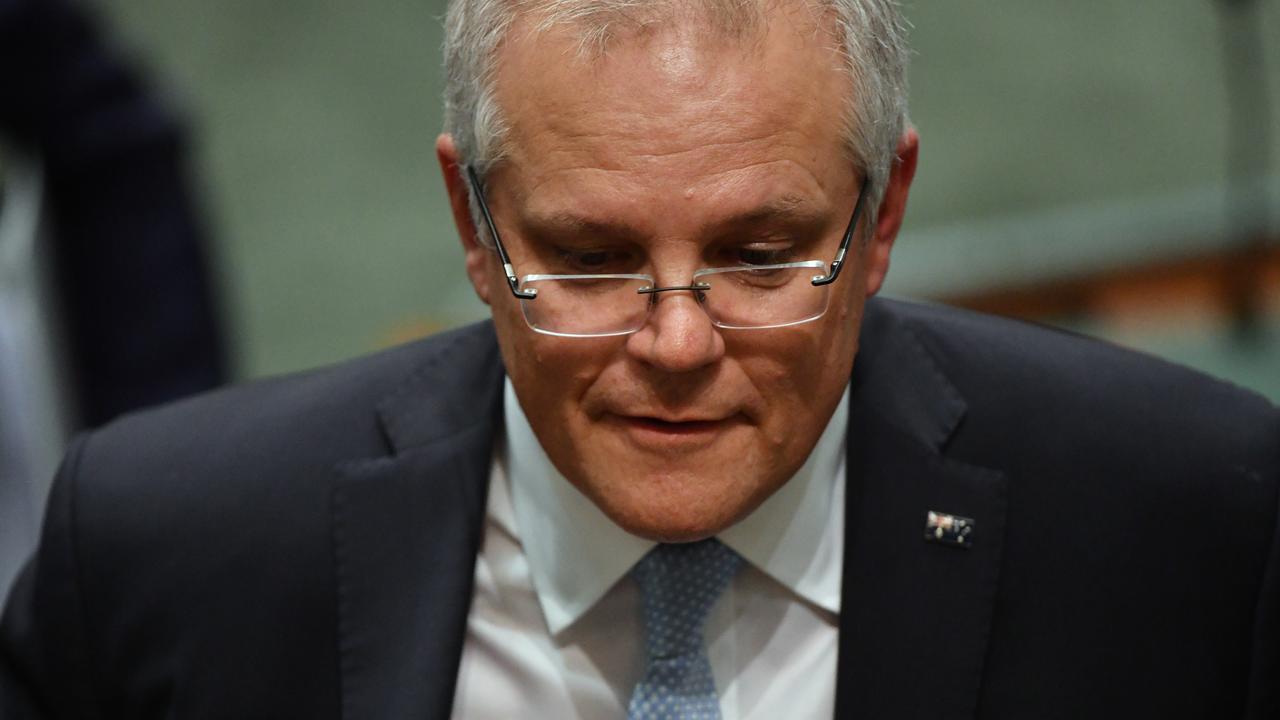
[1,0,1277,595]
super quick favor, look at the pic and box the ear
[863,128,919,297]
[436,133,493,306]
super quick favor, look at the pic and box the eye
[731,245,795,267]
[554,246,637,273]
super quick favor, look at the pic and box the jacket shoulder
[90,320,500,471]
[56,320,500,579]
[868,297,1279,470]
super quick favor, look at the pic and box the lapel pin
[924,510,974,548]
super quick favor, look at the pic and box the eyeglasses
[465,166,870,338]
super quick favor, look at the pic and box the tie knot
[632,538,743,660]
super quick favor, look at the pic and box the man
[2,0,1278,718]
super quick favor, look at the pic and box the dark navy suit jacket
[3,298,1278,718]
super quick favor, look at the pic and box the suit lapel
[834,304,1008,719]
[331,324,504,720]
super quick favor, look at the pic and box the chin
[590,472,762,543]
[615,516,727,544]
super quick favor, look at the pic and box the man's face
[440,4,916,542]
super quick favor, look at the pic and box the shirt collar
[501,378,847,636]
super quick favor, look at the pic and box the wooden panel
[943,239,1280,330]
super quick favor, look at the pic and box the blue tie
[627,538,744,720]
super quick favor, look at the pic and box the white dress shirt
[451,380,848,719]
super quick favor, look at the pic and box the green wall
[92,0,1280,399]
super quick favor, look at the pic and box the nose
[625,289,725,372]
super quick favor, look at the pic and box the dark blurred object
[0,0,227,427]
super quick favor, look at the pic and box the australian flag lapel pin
[925,510,974,548]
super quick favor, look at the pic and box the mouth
[606,413,745,449]
[626,417,725,434]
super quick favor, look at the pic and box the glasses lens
[519,275,653,337]
[695,263,829,329]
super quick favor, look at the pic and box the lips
[605,412,746,449]
[625,417,726,434]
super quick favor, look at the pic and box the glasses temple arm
[466,165,538,300]
[811,179,872,287]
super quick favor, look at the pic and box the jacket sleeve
[1,435,104,719]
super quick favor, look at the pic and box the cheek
[498,327,619,428]
[827,280,865,359]
[489,271,604,387]
[736,338,822,436]
[750,303,861,438]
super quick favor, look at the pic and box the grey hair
[442,0,910,245]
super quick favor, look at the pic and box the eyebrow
[522,212,646,242]
[717,195,827,230]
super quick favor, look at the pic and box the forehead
[490,2,853,214]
